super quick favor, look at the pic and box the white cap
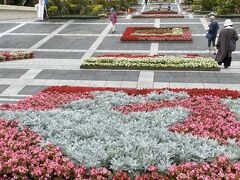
[224,19,233,27]
[110,8,114,12]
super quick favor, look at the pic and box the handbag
[225,30,236,51]
[229,39,236,51]
[206,33,213,40]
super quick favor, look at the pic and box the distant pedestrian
[141,0,148,13]
[215,19,238,69]
[167,3,171,10]
[109,8,117,33]
[158,3,162,10]
[206,16,219,54]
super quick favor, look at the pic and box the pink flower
[147,165,158,172]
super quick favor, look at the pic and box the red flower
[120,27,192,41]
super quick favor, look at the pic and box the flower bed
[142,10,178,14]
[120,27,192,41]
[80,55,219,71]
[0,51,34,62]
[133,14,184,18]
[1,87,240,179]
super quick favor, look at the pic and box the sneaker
[224,66,228,69]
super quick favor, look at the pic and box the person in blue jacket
[207,16,219,54]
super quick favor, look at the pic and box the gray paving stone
[117,18,155,23]
[201,77,219,83]
[92,71,110,81]
[200,72,217,78]
[160,18,201,23]
[158,36,207,51]
[186,77,202,83]
[107,71,126,81]
[0,23,20,33]
[12,24,62,33]
[98,36,151,50]
[34,69,68,79]
[45,19,68,23]
[219,78,240,84]
[0,85,10,93]
[0,35,46,48]
[0,69,28,78]
[0,101,17,104]
[18,85,49,95]
[39,36,97,50]
[34,51,84,59]
[55,70,97,80]
[123,71,140,81]
[109,24,153,34]
[170,76,186,82]
[0,95,26,99]
[73,19,110,23]
[59,24,107,34]
[154,72,170,82]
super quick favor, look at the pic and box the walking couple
[207,16,238,69]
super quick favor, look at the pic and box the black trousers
[208,37,216,48]
[218,56,232,67]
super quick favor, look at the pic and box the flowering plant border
[133,14,184,18]
[1,87,240,179]
[80,55,219,71]
[142,10,178,14]
[0,51,34,62]
[120,27,192,41]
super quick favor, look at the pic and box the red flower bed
[120,27,192,41]
[1,120,239,180]
[142,10,178,14]
[1,86,239,112]
[0,51,34,61]
[116,95,240,145]
[1,86,240,179]
[133,14,184,18]
[0,119,88,179]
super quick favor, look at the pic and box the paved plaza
[0,1,240,104]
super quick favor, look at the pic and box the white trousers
[112,23,116,32]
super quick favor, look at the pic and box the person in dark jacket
[167,3,171,10]
[207,16,219,54]
[215,19,238,69]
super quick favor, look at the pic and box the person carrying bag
[215,19,238,69]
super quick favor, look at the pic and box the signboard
[37,0,45,21]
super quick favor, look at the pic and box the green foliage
[91,4,104,15]
[194,0,239,14]
[216,0,235,14]
[48,5,58,16]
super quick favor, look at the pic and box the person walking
[158,3,162,11]
[109,8,117,33]
[167,3,171,10]
[206,16,219,54]
[141,0,148,13]
[215,19,238,69]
